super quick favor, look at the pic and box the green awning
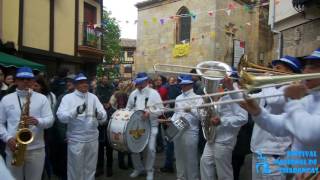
[0,52,45,71]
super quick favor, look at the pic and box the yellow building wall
[78,0,101,46]
[2,0,19,49]
[54,0,75,55]
[23,0,50,50]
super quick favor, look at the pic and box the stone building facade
[134,0,273,73]
[269,0,320,58]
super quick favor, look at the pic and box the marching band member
[126,72,163,180]
[200,73,248,180]
[56,73,107,180]
[241,48,320,154]
[171,74,203,180]
[225,55,302,180]
[0,67,54,180]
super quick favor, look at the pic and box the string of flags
[117,0,279,26]
[123,0,281,57]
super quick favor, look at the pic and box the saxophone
[11,89,34,166]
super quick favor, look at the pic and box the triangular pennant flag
[152,17,158,24]
[228,3,237,10]
[210,32,216,39]
[160,19,165,25]
[225,9,231,16]
[143,20,148,26]
[208,10,214,16]
[246,22,251,26]
[189,12,196,20]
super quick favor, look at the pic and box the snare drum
[162,116,190,142]
[107,109,151,153]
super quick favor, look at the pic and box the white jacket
[249,86,292,155]
[215,95,248,147]
[0,90,54,150]
[171,89,203,133]
[56,90,107,142]
[126,86,163,127]
[253,91,320,152]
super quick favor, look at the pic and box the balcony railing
[78,22,104,58]
[81,22,103,49]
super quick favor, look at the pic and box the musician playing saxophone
[0,67,54,180]
[200,72,247,180]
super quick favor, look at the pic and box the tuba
[196,61,232,143]
[11,89,34,166]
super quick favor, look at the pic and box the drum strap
[133,96,137,108]
[144,97,149,108]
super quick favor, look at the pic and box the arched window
[176,7,191,44]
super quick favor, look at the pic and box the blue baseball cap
[271,55,301,73]
[178,74,193,85]
[74,73,88,82]
[230,67,239,78]
[304,48,320,60]
[134,72,149,85]
[16,67,34,79]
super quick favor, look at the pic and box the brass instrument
[238,55,292,75]
[154,63,234,79]
[149,57,320,112]
[12,89,34,166]
[196,61,232,143]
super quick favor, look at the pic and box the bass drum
[107,109,151,153]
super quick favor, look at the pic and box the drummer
[171,74,203,180]
[126,72,163,180]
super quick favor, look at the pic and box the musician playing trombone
[126,72,163,180]
[171,74,203,180]
[200,71,248,180]
[240,48,320,180]
[225,55,302,180]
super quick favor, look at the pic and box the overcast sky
[103,0,145,39]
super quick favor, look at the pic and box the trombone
[154,63,235,79]
[149,56,320,113]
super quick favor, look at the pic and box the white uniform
[171,89,203,180]
[0,90,54,180]
[200,95,247,180]
[253,91,320,159]
[231,86,292,180]
[126,86,163,176]
[56,90,107,180]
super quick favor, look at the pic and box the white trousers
[252,153,286,180]
[174,130,199,180]
[200,142,234,180]
[68,140,99,180]
[6,148,45,180]
[131,127,158,172]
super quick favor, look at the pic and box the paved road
[96,151,176,180]
[46,151,252,180]
[96,152,252,180]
